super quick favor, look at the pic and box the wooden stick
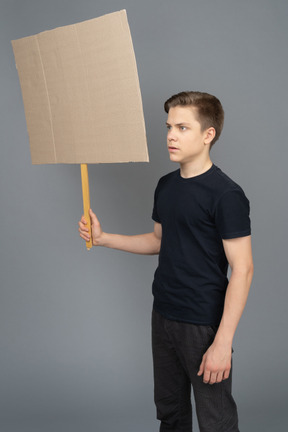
[80,164,93,250]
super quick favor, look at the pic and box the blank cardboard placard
[12,10,148,250]
[11,10,149,164]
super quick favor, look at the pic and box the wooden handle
[81,164,93,250]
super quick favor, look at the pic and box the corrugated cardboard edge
[118,11,149,162]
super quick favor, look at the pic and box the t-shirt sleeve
[215,188,251,239]
[152,182,161,223]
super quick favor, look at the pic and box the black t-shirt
[152,164,251,325]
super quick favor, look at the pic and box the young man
[78,91,254,432]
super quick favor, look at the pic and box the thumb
[89,209,100,225]
[197,357,205,376]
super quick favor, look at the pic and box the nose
[167,128,177,142]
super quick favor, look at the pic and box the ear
[204,127,216,146]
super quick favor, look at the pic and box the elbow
[245,262,254,286]
[250,261,254,277]
[151,238,161,255]
[247,259,254,279]
[231,260,254,281]
[149,231,161,255]
[152,241,161,255]
[249,262,254,283]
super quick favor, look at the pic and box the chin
[169,155,180,163]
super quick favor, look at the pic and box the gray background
[0,0,287,431]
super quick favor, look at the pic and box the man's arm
[198,235,254,384]
[79,209,162,255]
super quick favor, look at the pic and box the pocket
[206,326,235,353]
[207,325,218,337]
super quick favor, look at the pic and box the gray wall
[1,0,287,431]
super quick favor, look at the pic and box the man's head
[164,91,224,147]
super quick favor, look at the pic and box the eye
[180,126,187,131]
[166,125,172,130]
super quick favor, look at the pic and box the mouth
[168,146,179,151]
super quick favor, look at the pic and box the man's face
[166,106,209,165]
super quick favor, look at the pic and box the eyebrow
[166,122,190,127]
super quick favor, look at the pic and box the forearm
[198,236,253,384]
[215,267,254,347]
[99,231,161,255]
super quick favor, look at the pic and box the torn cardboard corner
[11,10,149,165]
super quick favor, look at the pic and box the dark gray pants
[152,310,239,432]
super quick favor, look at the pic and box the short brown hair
[164,91,224,146]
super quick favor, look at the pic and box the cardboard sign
[11,10,149,164]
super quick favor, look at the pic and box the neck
[180,157,213,179]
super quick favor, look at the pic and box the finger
[216,371,224,383]
[209,372,218,385]
[223,369,230,380]
[80,215,87,224]
[203,370,211,384]
[78,222,89,232]
[79,223,90,235]
[197,359,205,377]
[79,232,90,241]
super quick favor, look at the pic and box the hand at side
[197,341,232,385]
